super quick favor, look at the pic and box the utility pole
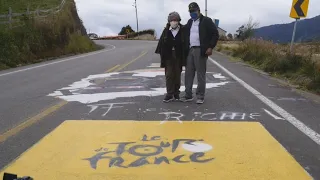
[133,0,139,40]
[290,18,299,52]
[205,0,207,16]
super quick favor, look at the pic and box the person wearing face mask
[180,2,219,104]
[155,12,188,103]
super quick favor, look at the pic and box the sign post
[289,0,309,52]
[126,29,130,39]
[134,0,139,40]
[205,0,207,16]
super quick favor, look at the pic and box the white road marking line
[263,109,285,120]
[209,57,320,146]
[0,44,116,77]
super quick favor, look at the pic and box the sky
[74,0,320,37]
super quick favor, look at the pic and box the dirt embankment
[0,0,101,70]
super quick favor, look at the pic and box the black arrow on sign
[294,0,305,17]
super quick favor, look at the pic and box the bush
[232,38,320,93]
[66,33,97,54]
[216,44,223,52]
[219,35,228,41]
[128,29,155,38]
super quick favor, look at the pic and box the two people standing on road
[156,2,219,104]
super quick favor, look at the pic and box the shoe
[196,98,204,104]
[180,96,193,102]
[174,94,180,100]
[163,95,174,103]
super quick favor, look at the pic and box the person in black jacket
[155,12,188,103]
[181,2,219,104]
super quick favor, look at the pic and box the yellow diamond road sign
[0,121,312,180]
[290,0,309,19]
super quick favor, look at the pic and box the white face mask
[170,21,179,29]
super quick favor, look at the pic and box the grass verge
[216,39,320,94]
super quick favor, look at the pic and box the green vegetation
[118,25,155,39]
[118,25,135,35]
[0,0,61,14]
[127,29,155,39]
[217,39,320,94]
[0,0,102,70]
[235,16,259,41]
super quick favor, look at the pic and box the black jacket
[185,14,219,57]
[155,23,188,68]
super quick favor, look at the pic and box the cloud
[75,0,320,37]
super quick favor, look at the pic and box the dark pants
[185,47,208,99]
[165,51,182,96]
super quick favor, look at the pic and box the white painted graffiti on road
[86,103,261,121]
[88,102,135,116]
[159,112,184,124]
[48,65,230,104]
[263,109,285,120]
[159,111,261,123]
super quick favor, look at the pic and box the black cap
[189,2,200,11]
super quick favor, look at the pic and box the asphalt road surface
[0,40,319,179]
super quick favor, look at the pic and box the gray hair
[168,11,181,22]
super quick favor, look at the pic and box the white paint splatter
[147,63,161,68]
[81,87,102,90]
[58,90,165,104]
[48,91,63,96]
[59,72,119,91]
[213,73,226,79]
[86,73,120,80]
[53,82,229,104]
[113,86,144,89]
[182,142,213,152]
[132,71,165,77]
[48,67,229,104]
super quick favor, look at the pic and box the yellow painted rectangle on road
[1,121,312,180]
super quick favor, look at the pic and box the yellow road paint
[115,51,148,72]
[0,121,312,180]
[0,101,68,143]
[105,64,120,73]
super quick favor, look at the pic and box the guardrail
[0,0,66,28]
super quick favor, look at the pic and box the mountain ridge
[254,15,320,43]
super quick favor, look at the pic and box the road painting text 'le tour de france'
[84,134,214,169]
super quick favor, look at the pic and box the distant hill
[254,15,320,43]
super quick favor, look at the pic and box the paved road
[0,40,319,179]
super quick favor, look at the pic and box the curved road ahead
[0,40,319,179]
